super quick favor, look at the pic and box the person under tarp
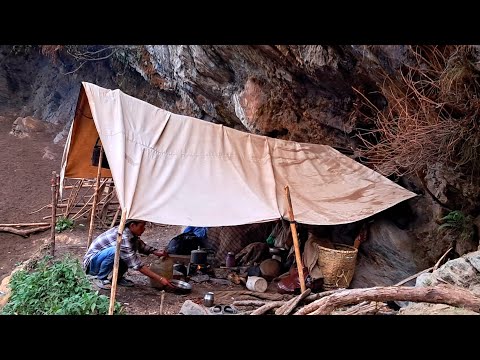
[83,219,174,290]
[182,226,207,239]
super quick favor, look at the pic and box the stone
[432,257,479,288]
[415,272,438,287]
[350,218,417,288]
[10,116,46,138]
[464,251,480,273]
[178,300,209,315]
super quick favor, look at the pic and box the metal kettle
[190,246,208,264]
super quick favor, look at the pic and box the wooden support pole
[87,146,104,247]
[284,185,306,293]
[49,171,59,257]
[108,209,127,315]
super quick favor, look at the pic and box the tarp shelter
[61,82,416,227]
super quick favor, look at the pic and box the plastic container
[246,276,268,292]
[149,256,174,289]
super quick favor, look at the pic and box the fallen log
[294,284,480,315]
[0,225,51,238]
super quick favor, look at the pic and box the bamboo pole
[87,147,104,247]
[108,209,127,315]
[284,185,306,293]
[49,172,59,257]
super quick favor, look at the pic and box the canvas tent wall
[60,87,112,181]
[60,82,416,227]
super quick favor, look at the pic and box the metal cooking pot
[169,279,192,294]
[190,246,208,264]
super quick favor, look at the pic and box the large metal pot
[190,247,208,264]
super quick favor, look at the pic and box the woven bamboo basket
[314,243,358,290]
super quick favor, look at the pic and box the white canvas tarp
[62,82,416,227]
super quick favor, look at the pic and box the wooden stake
[284,185,306,293]
[108,209,127,315]
[49,172,59,257]
[160,290,165,315]
[87,146,104,247]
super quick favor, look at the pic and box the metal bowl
[269,247,287,255]
[169,279,192,294]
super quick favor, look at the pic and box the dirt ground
[51,222,248,315]
[0,115,64,281]
[0,115,248,315]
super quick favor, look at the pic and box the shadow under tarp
[205,222,276,265]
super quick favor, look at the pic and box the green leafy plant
[55,216,74,233]
[438,210,474,242]
[1,256,123,315]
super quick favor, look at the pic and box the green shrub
[1,256,122,315]
[55,217,74,233]
[438,210,474,243]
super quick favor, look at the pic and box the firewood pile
[225,283,480,315]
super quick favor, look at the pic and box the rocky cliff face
[0,45,402,147]
[1,45,478,282]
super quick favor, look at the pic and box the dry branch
[393,246,452,286]
[250,301,285,315]
[275,288,311,315]
[215,290,292,304]
[0,225,51,237]
[304,289,342,303]
[0,222,50,227]
[28,203,51,215]
[354,46,480,178]
[294,284,480,315]
[332,301,394,315]
[232,300,268,307]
